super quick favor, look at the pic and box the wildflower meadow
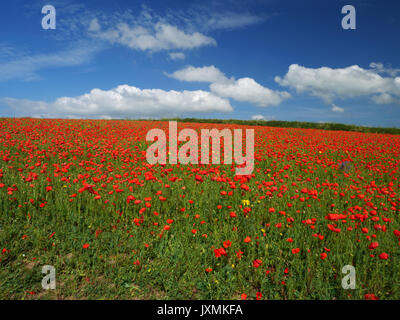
[0,118,399,300]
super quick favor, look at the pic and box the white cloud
[204,12,264,30]
[0,43,101,81]
[17,4,264,72]
[82,6,264,54]
[251,114,265,120]
[167,65,229,83]
[0,44,26,59]
[1,84,233,118]
[275,64,400,104]
[369,62,400,77]
[159,4,266,33]
[92,22,216,52]
[168,65,290,107]
[168,52,185,60]
[331,104,344,113]
[187,11,265,32]
[88,18,101,32]
[371,93,398,104]
[211,77,290,107]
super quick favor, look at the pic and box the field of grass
[0,118,399,300]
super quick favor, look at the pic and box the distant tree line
[153,118,400,135]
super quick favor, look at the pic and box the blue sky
[1,0,400,127]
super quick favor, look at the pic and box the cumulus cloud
[14,3,266,81]
[91,22,216,52]
[167,65,229,83]
[82,6,265,55]
[371,93,399,104]
[211,78,290,107]
[331,104,344,113]
[275,64,400,104]
[251,114,266,120]
[168,65,290,107]
[1,85,233,118]
[4,4,264,83]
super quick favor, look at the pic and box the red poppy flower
[368,242,379,250]
[223,240,232,248]
[253,259,262,268]
[365,293,379,300]
[214,247,227,258]
[379,252,389,260]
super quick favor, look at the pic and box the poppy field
[0,118,399,300]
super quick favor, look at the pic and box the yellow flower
[261,228,265,233]
[231,264,235,268]
[242,200,250,206]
